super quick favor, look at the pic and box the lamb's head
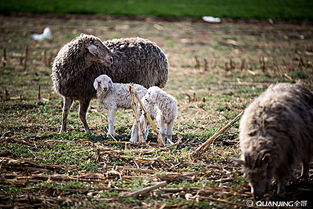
[81,34,113,67]
[236,149,273,199]
[145,86,161,104]
[93,75,113,93]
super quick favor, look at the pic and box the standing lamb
[93,75,147,137]
[236,83,313,199]
[51,34,168,133]
[130,86,178,145]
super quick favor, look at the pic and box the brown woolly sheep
[237,83,313,199]
[51,34,168,133]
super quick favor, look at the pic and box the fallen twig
[129,84,146,144]
[194,56,200,68]
[191,111,243,159]
[23,45,29,71]
[129,84,165,146]
[121,181,168,198]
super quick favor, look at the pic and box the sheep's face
[146,87,161,103]
[145,91,157,104]
[87,41,113,67]
[236,151,272,199]
[93,75,113,93]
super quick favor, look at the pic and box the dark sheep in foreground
[51,34,168,133]
[237,83,313,199]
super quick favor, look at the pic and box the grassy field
[1,14,313,208]
[1,0,313,20]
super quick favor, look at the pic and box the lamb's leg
[130,121,138,143]
[166,121,174,145]
[60,97,73,133]
[144,125,151,141]
[157,117,167,145]
[107,108,117,137]
[78,99,91,133]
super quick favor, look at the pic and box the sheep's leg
[276,177,286,195]
[157,117,167,145]
[300,160,309,180]
[166,121,174,145]
[107,108,117,137]
[79,99,91,133]
[141,116,150,141]
[130,121,138,142]
[60,97,73,133]
[144,125,151,141]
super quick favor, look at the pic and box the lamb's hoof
[106,133,115,139]
[83,127,91,134]
[130,138,138,143]
[59,129,66,134]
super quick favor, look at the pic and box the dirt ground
[0,14,313,208]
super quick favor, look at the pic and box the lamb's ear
[87,44,99,56]
[93,79,99,90]
[108,80,113,90]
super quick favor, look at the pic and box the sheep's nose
[109,56,113,64]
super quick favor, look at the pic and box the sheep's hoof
[107,133,115,138]
[59,129,66,134]
[129,138,138,143]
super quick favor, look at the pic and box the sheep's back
[52,36,168,100]
[102,37,168,88]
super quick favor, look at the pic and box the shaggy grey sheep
[130,86,178,145]
[51,34,168,133]
[237,83,313,199]
[93,74,147,137]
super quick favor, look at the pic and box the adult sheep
[237,83,313,199]
[51,34,168,133]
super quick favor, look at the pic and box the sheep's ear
[262,153,271,166]
[87,44,99,56]
[234,158,245,165]
[108,80,113,90]
[93,79,99,90]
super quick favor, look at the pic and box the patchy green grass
[1,0,313,20]
[0,15,313,208]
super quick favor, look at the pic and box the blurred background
[1,0,313,20]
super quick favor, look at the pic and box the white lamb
[130,86,178,145]
[93,75,147,137]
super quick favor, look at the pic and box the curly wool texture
[94,75,147,136]
[51,34,168,132]
[131,86,178,143]
[239,83,313,196]
[51,34,168,101]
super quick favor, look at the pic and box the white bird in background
[31,27,52,41]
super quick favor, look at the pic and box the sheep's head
[93,75,113,93]
[87,39,113,67]
[235,149,272,200]
[145,87,161,103]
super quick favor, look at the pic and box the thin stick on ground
[121,181,168,198]
[129,84,145,144]
[2,48,7,67]
[38,85,41,100]
[191,111,243,159]
[129,85,165,146]
[23,45,29,71]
